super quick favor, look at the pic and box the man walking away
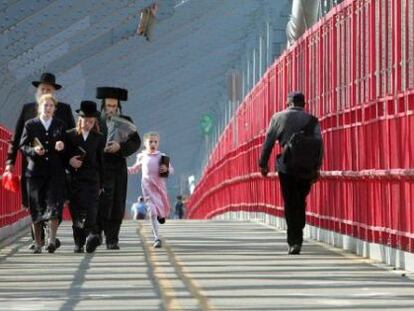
[258,91,323,255]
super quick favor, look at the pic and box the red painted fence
[188,0,414,253]
[0,125,26,228]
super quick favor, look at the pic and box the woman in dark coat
[66,101,105,253]
[20,94,66,254]
[5,72,75,250]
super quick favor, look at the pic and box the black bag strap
[282,115,319,149]
[302,116,319,135]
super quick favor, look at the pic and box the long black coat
[99,115,141,220]
[6,101,75,206]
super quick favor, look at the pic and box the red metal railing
[188,0,414,253]
[0,125,27,228]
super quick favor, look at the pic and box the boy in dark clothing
[67,101,105,253]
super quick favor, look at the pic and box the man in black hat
[66,101,104,253]
[3,72,75,249]
[96,87,141,249]
[259,91,323,255]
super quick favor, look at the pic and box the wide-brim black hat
[32,72,62,90]
[96,87,128,101]
[76,101,100,118]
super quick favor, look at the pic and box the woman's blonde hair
[37,94,57,116]
[38,94,58,107]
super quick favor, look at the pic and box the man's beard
[105,109,119,119]
[35,91,56,103]
[35,92,42,103]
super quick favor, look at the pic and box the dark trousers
[101,219,122,245]
[279,172,312,247]
[176,208,184,219]
[98,166,127,245]
[69,179,100,247]
[21,174,29,207]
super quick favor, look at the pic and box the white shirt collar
[82,130,90,141]
[39,116,52,130]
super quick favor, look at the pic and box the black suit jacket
[66,129,105,187]
[20,118,67,178]
[6,101,75,166]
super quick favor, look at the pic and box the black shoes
[45,242,56,253]
[32,245,42,254]
[29,238,59,251]
[55,238,61,250]
[28,238,61,254]
[86,235,100,253]
[106,243,120,250]
[74,245,84,253]
[153,239,162,248]
[75,235,100,253]
[288,244,302,255]
[157,217,166,224]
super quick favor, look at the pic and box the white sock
[150,211,160,241]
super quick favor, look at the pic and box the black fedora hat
[96,87,128,101]
[32,72,62,90]
[76,101,100,118]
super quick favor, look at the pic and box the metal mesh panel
[386,0,393,94]
[401,0,407,91]
[356,3,361,107]
[364,1,370,102]
[408,0,414,89]
[345,9,351,109]
[375,0,381,96]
